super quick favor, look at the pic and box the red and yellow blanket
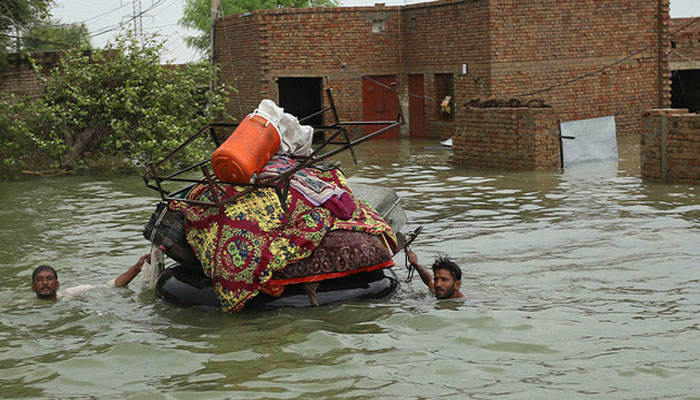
[169,162,396,312]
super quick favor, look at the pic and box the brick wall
[216,6,403,124]
[670,18,700,69]
[215,13,265,121]
[451,106,560,170]
[641,108,700,183]
[0,51,62,98]
[489,0,670,137]
[399,0,491,139]
[214,0,670,142]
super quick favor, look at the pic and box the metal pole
[210,0,220,93]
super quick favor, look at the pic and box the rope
[327,46,445,103]
[326,15,700,102]
[207,10,700,112]
[516,16,700,98]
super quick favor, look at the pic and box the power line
[142,23,179,31]
[88,0,168,39]
[1,32,75,49]
[83,3,132,24]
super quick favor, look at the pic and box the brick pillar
[641,108,695,183]
[658,0,672,108]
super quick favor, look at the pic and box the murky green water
[2,136,700,399]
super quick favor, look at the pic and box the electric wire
[81,3,132,24]
[0,31,84,49]
[88,0,168,39]
[23,2,700,102]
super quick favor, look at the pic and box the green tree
[180,0,337,54]
[0,93,36,169]
[0,31,231,172]
[1,0,54,66]
[22,19,90,51]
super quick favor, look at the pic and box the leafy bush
[1,31,231,173]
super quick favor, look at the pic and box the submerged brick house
[670,17,700,112]
[214,0,672,142]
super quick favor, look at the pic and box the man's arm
[406,248,434,294]
[114,253,150,287]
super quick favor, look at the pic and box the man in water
[31,253,150,300]
[406,249,466,299]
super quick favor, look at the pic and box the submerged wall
[641,108,700,183]
[451,106,561,170]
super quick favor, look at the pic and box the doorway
[671,69,700,112]
[277,77,323,126]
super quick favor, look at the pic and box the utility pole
[210,0,220,92]
[132,0,144,43]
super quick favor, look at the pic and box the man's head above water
[32,265,59,300]
[431,255,463,299]
[406,248,466,300]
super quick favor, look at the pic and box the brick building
[214,0,672,141]
[670,17,700,112]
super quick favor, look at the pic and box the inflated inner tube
[156,264,399,309]
[143,202,199,267]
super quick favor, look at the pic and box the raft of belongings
[144,99,402,312]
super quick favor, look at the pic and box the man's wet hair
[431,255,461,281]
[32,265,58,281]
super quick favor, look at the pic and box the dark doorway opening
[671,69,700,112]
[277,77,323,125]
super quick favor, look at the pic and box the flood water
[2,136,700,399]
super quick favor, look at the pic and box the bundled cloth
[259,155,355,220]
[256,99,314,157]
[169,158,396,312]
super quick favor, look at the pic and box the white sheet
[560,116,617,168]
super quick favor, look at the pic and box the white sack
[141,246,165,290]
[257,99,314,157]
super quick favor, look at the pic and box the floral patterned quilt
[169,163,396,312]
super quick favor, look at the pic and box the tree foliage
[180,0,338,53]
[0,0,53,29]
[0,31,231,172]
[1,0,54,66]
[22,19,91,51]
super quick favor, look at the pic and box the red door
[408,74,426,138]
[362,75,398,139]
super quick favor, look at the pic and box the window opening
[372,19,385,33]
[435,73,454,122]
